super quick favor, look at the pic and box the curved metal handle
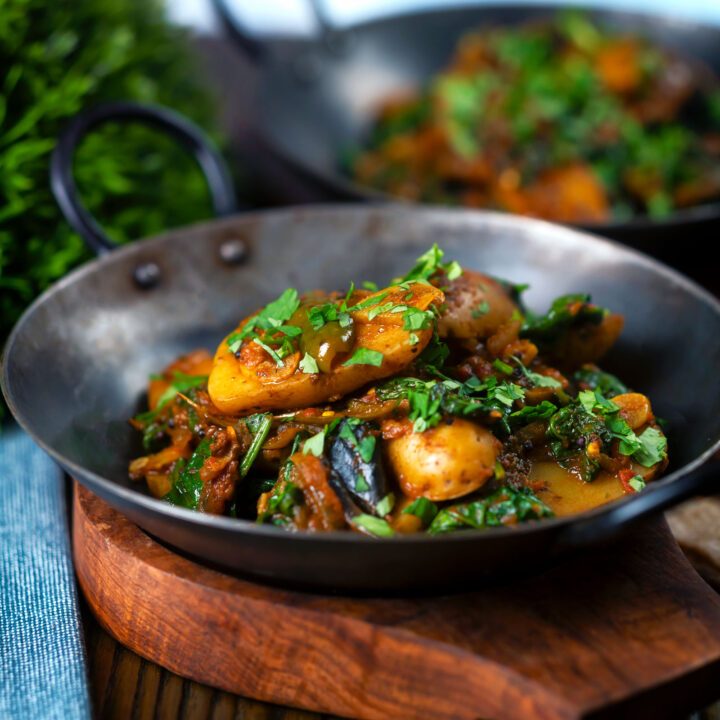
[558,455,720,549]
[50,101,237,256]
[211,0,334,63]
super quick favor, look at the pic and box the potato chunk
[436,269,519,339]
[208,283,443,414]
[384,418,501,501]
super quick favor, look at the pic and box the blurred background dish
[210,1,720,285]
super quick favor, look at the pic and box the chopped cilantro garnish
[376,493,396,516]
[239,414,272,477]
[344,290,392,313]
[355,473,370,492]
[303,430,326,457]
[628,475,646,492]
[402,497,438,526]
[396,243,464,285]
[510,401,557,422]
[368,302,395,320]
[632,427,667,467]
[511,356,562,389]
[133,371,208,429]
[362,281,379,291]
[471,300,490,318]
[227,288,300,353]
[307,302,338,330]
[493,358,513,374]
[299,352,319,374]
[402,306,433,331]
[353,514,395,538]
[252,337,286,367]
[342,347,384,367]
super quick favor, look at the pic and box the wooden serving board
[73,483,720,720]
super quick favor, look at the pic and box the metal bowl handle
[557,456,720,549]
[50,101,237,257]
[211,0,333,62]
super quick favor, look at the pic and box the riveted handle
[50,101,237,257]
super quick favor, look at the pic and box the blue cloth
[0,422,91,720]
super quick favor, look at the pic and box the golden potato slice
[208,283,443,414]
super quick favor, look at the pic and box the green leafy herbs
[303,430,327,458]
[632,427,667,467]
[226,288,300,356]
[299,352,319,374]
[353,514,395,538]
[510,356,562,389]
[375,493,396,516]
[376,374,529,434]
[355,473,370,492]
[545,390,667,480]
[520,294,607,349]
[257,480,304,526]
[164,438,212,509]
[428,486,553,534]
[510,400,558,423]
[574,365,628,397]
[338,418,376,463]
[402,497,439,526]
[395,243,463,285]
[0,0,227,422]
[239,414,272,477]
[471,300,490,318]
[401,306,434,332]
[302,418,343,458]
[306,301,351,331]
[342,347,384,367]
[132,371,208,433]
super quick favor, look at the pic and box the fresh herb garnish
[402,497,439,526]
[396,243,463,285]
[573,366,628,397]
[353,514,395,538]
[299,352,319,374]
[303,430,326,457]
[632,427,667,467]
[164,438,212,509]
[520,294,607,349]
[239,414,272,477]
[428,486,553,534]
[355,473,370,492]
[227,288,300,354]
[511,356,562,389]
[376,493,396,516]
[342,347,384,367]
[471,300,490,318]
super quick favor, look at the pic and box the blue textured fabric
[0,422,91,720]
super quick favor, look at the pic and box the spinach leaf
[573,366,628,397]
[521,294,606,348]
[163,438,212,509]
[428,486,553,534]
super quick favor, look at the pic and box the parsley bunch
[1,0,226,420]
